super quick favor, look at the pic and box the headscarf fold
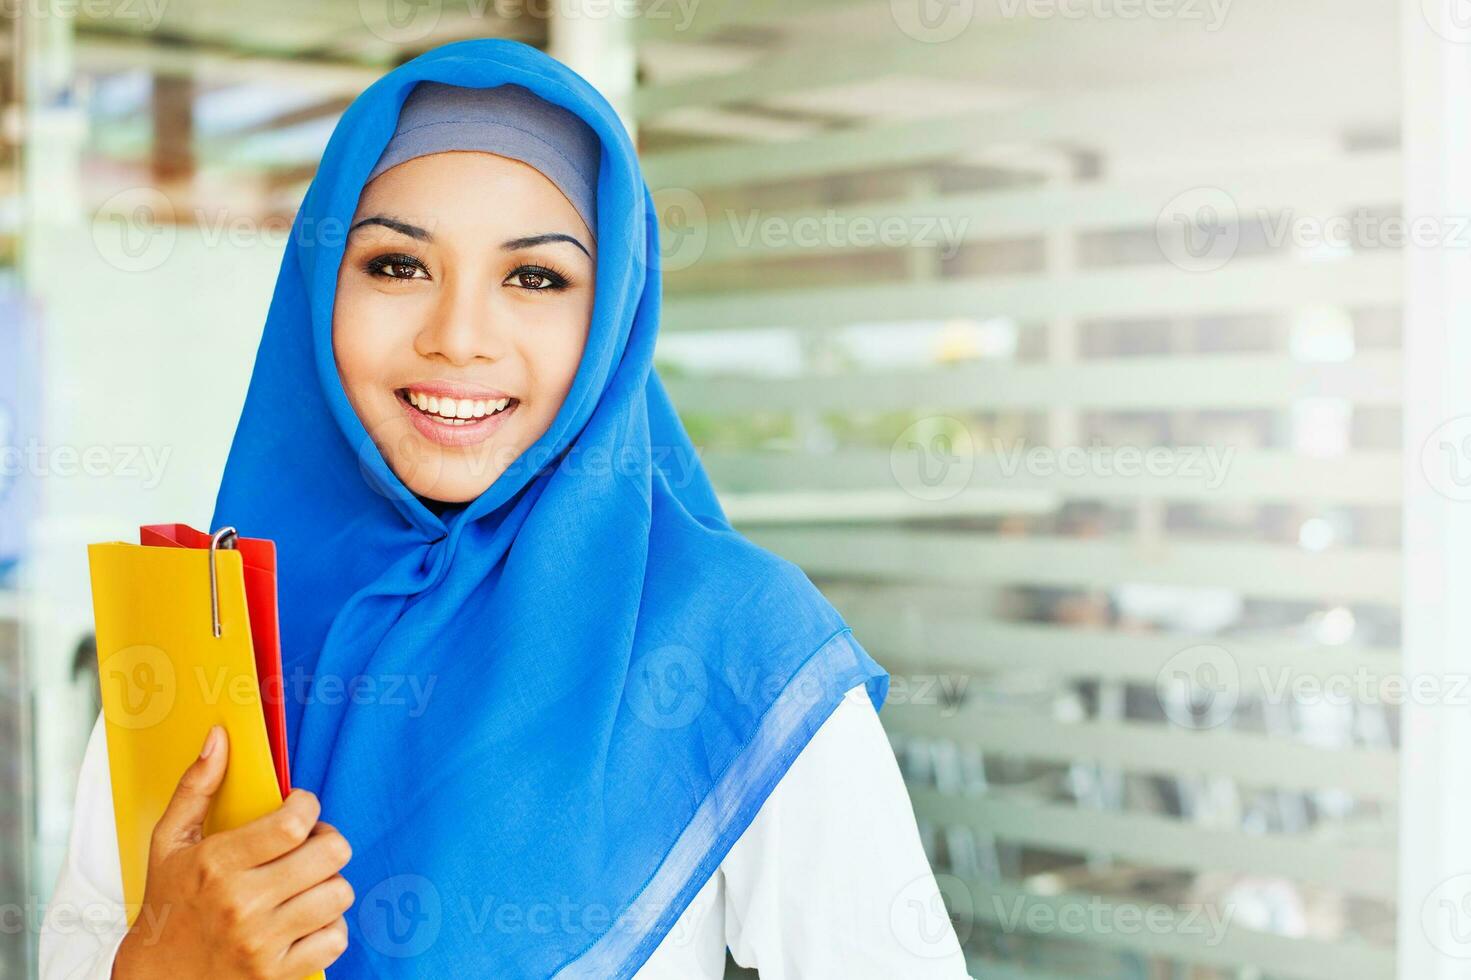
[212,38,888,978]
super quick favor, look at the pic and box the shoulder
[715,684,973,976]
[714,682,976,971]
[718,680,900,877]
[734,681,896,830]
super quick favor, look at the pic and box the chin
[403,469,501,505]
[374,410,553,505]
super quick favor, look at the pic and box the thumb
[153,725,229,854]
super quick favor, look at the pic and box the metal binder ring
[209,526,238,638]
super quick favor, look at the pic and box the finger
[272,874,355,942]
[280,917,349,975]
[250,825,352,906]
[215,788,321,868]
[151,726,228,854]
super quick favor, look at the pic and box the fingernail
[200,725,221,759]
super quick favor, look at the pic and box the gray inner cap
[366,81,601,239]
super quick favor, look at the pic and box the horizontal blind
[636,2,1402,977]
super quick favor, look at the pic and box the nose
[413,271,511,365]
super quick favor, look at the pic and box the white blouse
[38,682,973,979]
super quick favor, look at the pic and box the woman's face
[334,150,596,504]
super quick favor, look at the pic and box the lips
[396,387,520,447]
[402,387,514,424]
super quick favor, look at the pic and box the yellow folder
[88,530,324,979]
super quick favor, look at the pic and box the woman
[39,39,971,979]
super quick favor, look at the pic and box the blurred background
[8,1,1471,978]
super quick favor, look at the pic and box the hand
[112,726,354,979]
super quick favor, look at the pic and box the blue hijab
[212,38,888,978]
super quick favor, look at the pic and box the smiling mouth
[397,388,519,426]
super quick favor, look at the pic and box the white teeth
[403,390,513,423]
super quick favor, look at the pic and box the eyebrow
[349,215,591,258]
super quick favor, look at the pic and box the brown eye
[366,253,429,281]
[506,264,570,291]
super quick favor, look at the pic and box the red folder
[139,524,291,797]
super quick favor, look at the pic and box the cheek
[332,307,375,396]
[332,286,410,397]
[521,309,591,407]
